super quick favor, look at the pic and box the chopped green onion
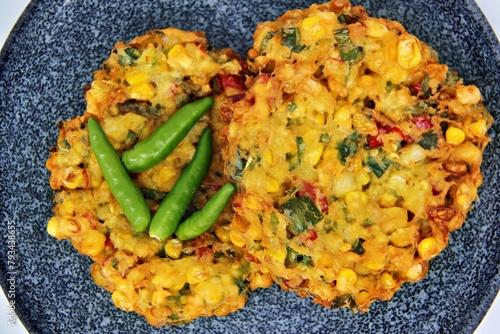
[281,196,323,235]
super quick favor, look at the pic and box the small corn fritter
[46,28,271,326]
[223,0,493,311]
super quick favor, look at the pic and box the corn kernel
[302,14,320,27]
[263,148,274,167]
[456,85,481,105]
[469,119,487,137]
[314,111,326,125]
[352,112,377,135]
[337,268,357,292]
[365,18,389,38]
[229,229,246,248]
[397,36,421,69]
[47,217,59,237]
[244,194,262,211]
[269,247,287,262]
[379,192,398,208]
[151,289,172,306]
[390,227,413,247]
[445,127,466,145]
[194,279,224,306]
[405,264,423,281]
[364,258,386,271]
[112,290,134,312]
[301,15,326,39]
[167,44,193,69]
[333,105,353,130]
[186,265,209,285]
[81,229,106,257]
[164,238,183,259]
[380,272,396,290]
[358,290,370,304]
[349,154,363,173]
[125,70,149,86]
[344,190,368,208]
[266,175,280,193]
[451,142,482,166]
[250,272,274,290]
[356,172,371,186]
[339,242,352,253]
[304,143,324,167]
[62,167,86,189]
[129,81,156,100]
[417,237,441,260]
[215,225,231,243]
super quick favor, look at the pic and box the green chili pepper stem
[175,183,235,241]
[87,117,151,232]
[149,127,213,241]
[122,96,214,173]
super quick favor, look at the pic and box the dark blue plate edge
[0,1,498,333]
[463,1,500,332]
[0,2,47,334]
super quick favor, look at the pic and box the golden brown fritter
[223,0,493,311]
[46,28,271,326]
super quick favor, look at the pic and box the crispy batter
[223,0,493,311]
[46,28,271,326]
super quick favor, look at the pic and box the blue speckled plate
[1,0,499,333]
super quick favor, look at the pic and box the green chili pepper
[175,183,235,241]
[87,117,151,232]
[149,128,213,241]
[122,96,214,172]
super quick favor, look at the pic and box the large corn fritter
[223,0,493,311]
[46,28,271,326]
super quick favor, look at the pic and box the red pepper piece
[297,181,329,213]
[216,74,246,92]
[367,123,412,148]
[411,82,422,94]
[104,237,115,250]
[302,229,318,243]
[412,115,432,130]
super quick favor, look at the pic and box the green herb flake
[270,212,279,233]
[127,130,138,140]
[332,294,357,309]
[281,27,306,53]
[289,136,305,171]
[140,188,167,202]
[351,238,365,255]
[324,218,338,233]
[59,139,71,151]
[118,47,141,66]
[366,156,391,178]
[445,70,459,87]
[421,73,431,98]
[281,196,323,235]
[285,247,313,268]
[334,27,364,65]
[320,133,331,143]
[230,148,248,181]
[287,101,297,112]
[337,131,360,165]
[235,278,250,295]
[111,258,119,269]
[385,81,399,93]
[226,249,236,259]
[260,31,279,52]
[418,131,438,150]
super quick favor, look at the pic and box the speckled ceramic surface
[0,0,498,333]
